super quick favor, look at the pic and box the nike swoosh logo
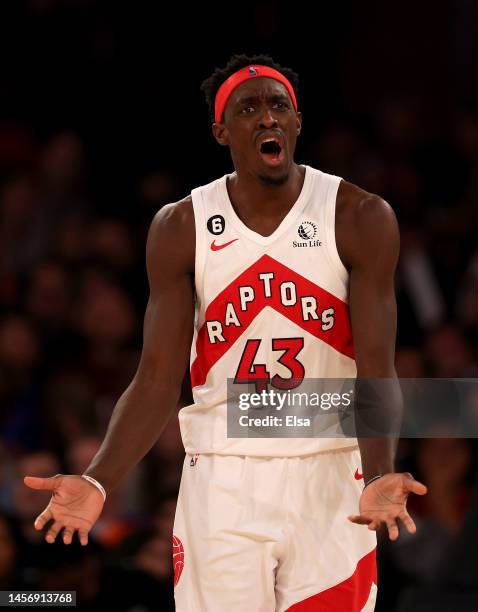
[354,469,363,480]
[210,238,238,251]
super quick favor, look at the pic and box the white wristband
[81,475,106,501]
[363,474,383,489]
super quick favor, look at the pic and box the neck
[227,163,305,218]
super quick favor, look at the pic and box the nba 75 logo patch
[293,221,322,248]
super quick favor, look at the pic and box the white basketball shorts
[172,446,377,611]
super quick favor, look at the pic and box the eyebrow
[235,93,290,106]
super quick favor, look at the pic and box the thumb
[24,474,62,491]
[403,473,427,496]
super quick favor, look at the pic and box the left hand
[347,472,427,540]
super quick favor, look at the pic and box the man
[24,54,427,611]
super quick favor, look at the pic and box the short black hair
[200,53,300,123]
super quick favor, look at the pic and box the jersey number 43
[234,337,304,393]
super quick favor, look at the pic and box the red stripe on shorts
[285,547,377,611]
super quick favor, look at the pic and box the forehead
[227,77,291,107]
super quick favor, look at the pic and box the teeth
[260,138,282,151]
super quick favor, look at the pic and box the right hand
[23,474,105,546]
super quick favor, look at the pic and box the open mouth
[258,138,285,167]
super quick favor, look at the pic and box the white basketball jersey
[178,164,359,456]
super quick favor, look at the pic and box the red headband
[214,65,298,124]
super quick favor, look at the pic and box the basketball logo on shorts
[173,534,184,586]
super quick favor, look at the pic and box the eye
[240,106,255,114]
[273,102,288,110]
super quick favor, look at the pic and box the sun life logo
[293,221,322,248]
[298,222,317,240]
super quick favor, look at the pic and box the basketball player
[24,55,427,611]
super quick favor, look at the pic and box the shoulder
[149,195,194,236]
[337,179,397,229]
[336,180,399,269]
[146,195,195,276]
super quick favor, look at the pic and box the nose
[258,108,278,129]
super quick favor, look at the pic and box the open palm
[348,472,427,540]
[23,474,105,545]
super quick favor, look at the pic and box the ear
[296,111,302,136]
[212,122,229,146]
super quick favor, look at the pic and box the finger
[399,510,417,534]
[386,518,399,541]
[34,509,53,530]
[407,480,427,495]
[24,475,60,492]
[368,520,381,531]
[347,515,372,525]
[45,522,63,544]
[78,530,89,546]
[62,529,75,545]
[403,473,427,495]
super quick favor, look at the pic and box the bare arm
[83,198,195,494]
[338,185,427,539]
[23,199,195,545]
[341,192,400,481]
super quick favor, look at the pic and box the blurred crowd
[0,80,478,612]
[313,98,478,610]
[0,127,183,610]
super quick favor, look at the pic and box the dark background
[1,1,478,610]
